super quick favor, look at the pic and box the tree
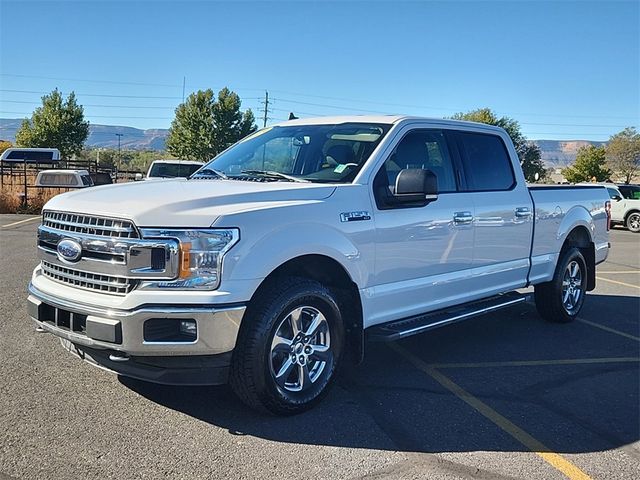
[562,145,611,183]
[451,108,547,182]
[0,140,12,155]
[606,127,640,184]
[166,88,257,162]
[15,89,89,159]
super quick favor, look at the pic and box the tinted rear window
[149,163,202,178]
[458,132,515,191]
[6,150,56,161]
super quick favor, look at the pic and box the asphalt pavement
[0,215,638,479]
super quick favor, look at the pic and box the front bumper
[27,283,246,384]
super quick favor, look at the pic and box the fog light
[179,320,197,337]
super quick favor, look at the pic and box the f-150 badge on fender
[340,211,371,222]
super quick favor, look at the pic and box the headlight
[139,228,239,290]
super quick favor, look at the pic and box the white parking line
[0,216,40,228]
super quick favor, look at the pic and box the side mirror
[611,194,622,202]
[394,168,438,204]
[134,173,143,181]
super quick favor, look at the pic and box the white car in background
[145,160,204,179]
[603,183,640,233]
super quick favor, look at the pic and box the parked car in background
[0,147,60,163]
[35,169,94,188]
[603,183,640,232]
[145,159,204,179]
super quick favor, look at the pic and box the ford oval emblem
[57,239,82,262]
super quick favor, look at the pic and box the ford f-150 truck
[27,116,611,415]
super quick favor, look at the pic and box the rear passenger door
[454,130,534,296]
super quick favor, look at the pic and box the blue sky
[1,0,638,141]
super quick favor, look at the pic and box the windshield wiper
[190,168,227,179]
[241,170,308,183]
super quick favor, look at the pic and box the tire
[626,212,640,233]
[534,247,588,323]
[230,276,344,415]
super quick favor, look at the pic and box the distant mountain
[535,139,607,168]
[0,118,605,167]
[0,118,168,151]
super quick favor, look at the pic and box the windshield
[196,123,391,183]
[618,185,640,200]
[149,162,203,178]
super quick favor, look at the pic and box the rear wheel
[230,277,344,415]
[535,247,587,323]
[626,212,640,233]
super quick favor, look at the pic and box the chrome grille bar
[42,261,135,295]
[43,211,139,238]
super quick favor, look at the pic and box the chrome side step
[367,292,530,342]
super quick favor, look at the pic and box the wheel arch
[248,254,365,364]
[560,225,596,291]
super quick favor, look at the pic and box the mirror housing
[393,168,438,204]
[611,194,622,202]
[134,173,144,181]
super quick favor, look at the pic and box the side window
[458,132,515,191]
[607,188,620,199]
[381,130,457,193]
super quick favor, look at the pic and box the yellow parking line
[597,271,639,274]
[429,357,640,369]
[577,318,640,342]
[390,343,594,480]
[596,276,640,289]
[0,216,40,228]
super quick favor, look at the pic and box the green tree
[0,140,12,155]
[451,108,547,182]
[166,88,257,162]
[562,145,611,183]
[606,127,640,184]
[15,89,89,159]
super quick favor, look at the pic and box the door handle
[453,211,474,224]
[515,207,533,218]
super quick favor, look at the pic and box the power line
[0,73,182,88]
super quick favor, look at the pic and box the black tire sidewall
[247,279,344,413]
[626,213,640,233]
[553,248,588,320]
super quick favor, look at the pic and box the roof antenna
[288,112,298,120]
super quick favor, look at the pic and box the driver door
[368,128,477,327]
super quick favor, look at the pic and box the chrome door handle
[453,211,474,224]
[515,207,533,218]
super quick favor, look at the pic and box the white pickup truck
[28,116,611,415]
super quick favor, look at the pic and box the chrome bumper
[27,283,245,356]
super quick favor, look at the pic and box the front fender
[223,221,371,290]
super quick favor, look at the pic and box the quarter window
[458,132,515,191]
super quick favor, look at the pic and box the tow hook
[109,352,130,362]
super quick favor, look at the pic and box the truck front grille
[42,261,135,295]
[43,211,139,239]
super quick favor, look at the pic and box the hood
[44,178,336,227]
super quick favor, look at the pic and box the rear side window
[458,132,515,191]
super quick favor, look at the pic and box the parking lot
[0,214,638,480]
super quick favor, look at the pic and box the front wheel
[626,212,640,233]
[230,277,344,415]
[534,247,588,323]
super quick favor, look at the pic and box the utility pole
[262,90,270,128]
[115,133,123,182]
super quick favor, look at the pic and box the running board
[367,292,530,342]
